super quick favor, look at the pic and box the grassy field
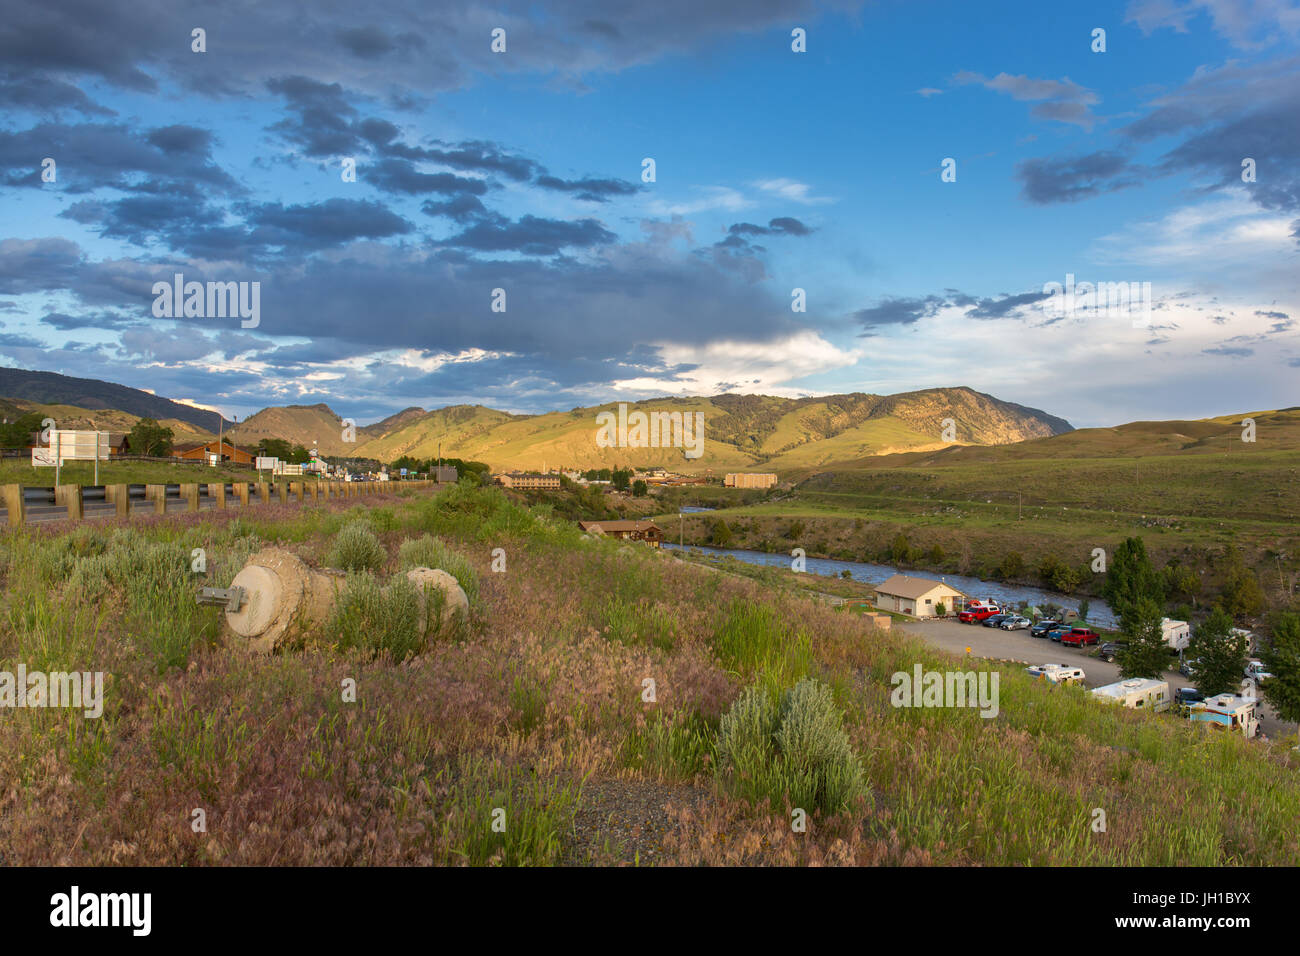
[2,482,1298,866]
[0,458,262,487]
[652,433,1300,607]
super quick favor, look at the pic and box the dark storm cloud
[267,76,363,157]
[1012,58,1300,237]
[0,237,85,294]
[853,288,1055,333]
[365,158,489,197]
[335,26,420,59]
[421,195,496,224]
[0,121,240,193]
[853,295,948,330]
[0,72,114,116]
[1016,151,1144,204]
[967,290,1053,318]
[725,217,813,238]
[534,174,639,202]
[0,0,861,101]
[245,199,414,249]
[436,215,616,255]
[40,310,140,331]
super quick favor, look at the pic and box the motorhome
[1090,678,1171,712]
[1188,694,1260,739]
[1025,664,1086,686]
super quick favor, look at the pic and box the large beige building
[495,472,561,490]
[873,574,966,618]
[724,473,778,489]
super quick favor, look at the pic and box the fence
[0,479,441,526]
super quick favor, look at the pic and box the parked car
[959,606,1002,623]
[1245,660,1275,682]
[982,614,1010,628]
[1047,626,1072,642]
[1000,616,1032,630]
[1060,626,1101,648]
[1174,687,1204,711]
[1030,620,1063,638]
[1179,657,1200,678]
[1099,641,1129,663]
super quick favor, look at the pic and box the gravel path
[562,776,710,866]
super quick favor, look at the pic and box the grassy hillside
[1,485,1297,866]
[0,368,232,432]
[0,398,213,445]
[664,407,1300,608]
[331,386,1070,471]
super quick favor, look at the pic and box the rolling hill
[311,388,1071,471]
[0,368,232,432]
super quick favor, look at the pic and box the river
[664,543,1117,628]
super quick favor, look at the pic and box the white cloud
[753,178,834,205]
[610,330,860,397]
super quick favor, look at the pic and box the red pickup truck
[1060,626,1100,647]
[958,606,1002,623]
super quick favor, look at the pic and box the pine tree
[1117,597,1170,679]
[1186,606,1249,696]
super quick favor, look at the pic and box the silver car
[999,616,1031,630]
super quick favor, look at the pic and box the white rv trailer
[1091,678,1171,712]
[1188,694,1260,739]
[1025,664,1086,686]
[1161,618,1190,651]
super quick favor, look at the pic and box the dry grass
[1,483,1297,866]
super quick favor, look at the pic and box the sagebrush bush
[716,677,865,815]
[328,571,424,662]
[327,521,387,572]
[396,533,478,604]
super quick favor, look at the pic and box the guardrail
[0,479,440,526]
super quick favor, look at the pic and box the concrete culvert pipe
[406,567,469,636]
[225,548,345,653]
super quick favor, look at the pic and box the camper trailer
[1091,678,1171,713]
[1161,618,1190,652]
[1025,664,1086,686]
[1188,694,1260,739]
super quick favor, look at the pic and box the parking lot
[898,617,1296,739]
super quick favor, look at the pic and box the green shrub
[328,521,387,573]
[716,678,866,815]
[396,534,479,603]
[328,572,424,662]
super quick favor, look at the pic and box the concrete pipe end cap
[226,564,284,638]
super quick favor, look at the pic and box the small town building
[176,439,254,465]
[873,573,967,618]
[578,519,665,547]
[496,472,561,490]
[724,473,778,489]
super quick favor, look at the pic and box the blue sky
[1,0,1297,428]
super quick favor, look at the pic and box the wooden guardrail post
[105,483,129,516]
[145,484,166,514]
[208,482,226,509]
[290,481,303,502]
[56,485,84,521]
[2,484,25,525]
[182,483,199,512]
[236,483,250,507]
[276,482,288,504]
[257,482,270,504]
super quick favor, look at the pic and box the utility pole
[217,407,223,468]
[94,428,99,485]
